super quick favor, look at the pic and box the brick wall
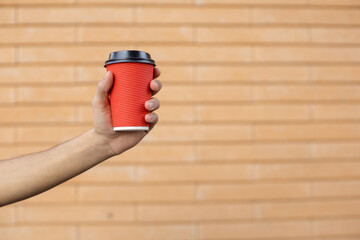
[0,0,360,239]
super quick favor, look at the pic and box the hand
[92,68,162,157]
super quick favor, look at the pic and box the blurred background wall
[0,0,360,239]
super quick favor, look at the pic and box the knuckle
[152,113,159,122]
[151,97,157,103]
[156,79,162,90]
[149,98,160,109]
[154,98,160,108]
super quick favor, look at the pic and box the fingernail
[148,102,154,109]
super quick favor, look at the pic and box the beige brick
[258,162,360,180]
[22,185,75,204]
[0,106,75,123]
[255,123,360,140]
[136,46,251,63]
[255,47,360,62]
[0,48,15,64]
[197,104,310,122]
[0,66,74,83]
[196,65,308,82]
[75,66,106,82]
[199,221,311,239]
[197,143,310,161]
[0,145,50,160]
[80,225,194,240]
[19,45,249,64]
[312,142,360,159]
[327,237,360,240]
[19,86,94,103]
[156,105,195,123]
[19,7,133,23]
[18,126,89,143]
[253,8,360,25]
[138,164,252,182]
[2,0,73,3]
[311,28,360,43]
[0,127,15,144]
[0,8,14,24]
[315,219,360,235]
[72,165,135,183]
[0,206,15,224]
[314,180,360,197]
[80,26,193,43]
[160,65,193,83]
[19,46,128,63]
[258,199,360,219]
[79,0,191,2]
[77,105,93,122]
[0,87,15,103]
[312,66,360,82]
[137,7,249,23]
[139,203,253,222]
[312,104,360,120]
[146,124,252,142]
[197,27,308,43]
[196,182,310,201]
[195,0,307,4]
[20,205,134,223]
[0,226,75,240]
[119,144,195,163]
[308,9,360,24]
[158,85,251,102]
[78,185,194,202]
[254,85,360,101]
[309,0,360,6]
[253,8,309,24]
[0,27,74,44]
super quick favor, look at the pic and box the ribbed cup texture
[106,62,153,129]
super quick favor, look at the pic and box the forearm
[0,129,116,207]
[0,69,161,207]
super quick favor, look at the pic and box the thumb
[97,71,113,98]
[93,71,113,107]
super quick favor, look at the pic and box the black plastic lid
[104,50,155,67]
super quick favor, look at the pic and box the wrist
[87,128,118,159]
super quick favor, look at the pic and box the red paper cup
[104,50,155,131]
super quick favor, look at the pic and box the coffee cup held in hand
[104,50,156,131]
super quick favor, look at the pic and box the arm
[0,68,162,207]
